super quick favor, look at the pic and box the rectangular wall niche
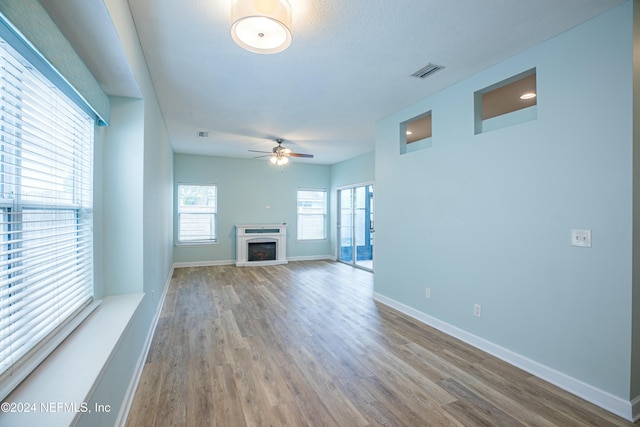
[400,111,432,154]
[474,68,537,134]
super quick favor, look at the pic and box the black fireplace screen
[248,242,277,261]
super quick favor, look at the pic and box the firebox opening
[248,242,277,262]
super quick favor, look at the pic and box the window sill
[175,241,218,247]
[297,238,328,242]
[2,293,144,427]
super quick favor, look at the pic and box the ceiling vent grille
[411,63,445,79]
[197,131,209,137]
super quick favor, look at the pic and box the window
[0,36,94,387]
[297,190,326,240]
[475,68,537,134]
[178,184,217,243]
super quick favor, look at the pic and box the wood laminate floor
[126,261,636,426]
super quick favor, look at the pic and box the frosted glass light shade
[231,0,292,54]
[269,154,289,166]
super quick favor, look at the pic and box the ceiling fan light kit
[230,0,292,54]
[270,154,289,166]
[249,138,314,168]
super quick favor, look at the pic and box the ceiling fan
[249,138,314,165]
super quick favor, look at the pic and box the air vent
[411,63,445,79]
[197,131,209,137]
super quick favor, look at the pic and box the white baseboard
[174,257,335,268]
[287,255,336,262]
[372,292,635,422]
[631,394,640,422]
[115,267,174,427]
[173,259,235,268]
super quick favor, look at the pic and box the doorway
[338,184,374,271]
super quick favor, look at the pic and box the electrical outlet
[571,229,591,248]
[425,287,431,299]
[473,304,482,318]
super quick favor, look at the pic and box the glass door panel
[339,188,353,263]
[355,185,373,269]
[338,185,373,271]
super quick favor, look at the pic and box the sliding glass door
[338,184,374,271]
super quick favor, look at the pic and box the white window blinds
[0,37,94,382]
[177,184,217,243]
[297,190,327,240]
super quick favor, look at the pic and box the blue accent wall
[174,154,333,264]
[375,0,635,407]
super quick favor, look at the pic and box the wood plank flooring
[126,261,636,426]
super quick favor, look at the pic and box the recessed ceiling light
[406,131,413,135]
[520,92,536,100]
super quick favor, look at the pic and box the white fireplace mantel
[236,224,288,267]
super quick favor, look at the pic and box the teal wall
[376,1,635,404]
[331,151,375,188]
[97,96,145,297]
[0,0,109,124]
[77,0,174,425]
[174,154,332,264]
[8,0,636,421]
[632,0,640,402]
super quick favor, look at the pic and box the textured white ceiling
[40,0,626,165]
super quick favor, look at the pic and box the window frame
[177,184,218,244]
[297,189,327,241]
[0,30,96,401]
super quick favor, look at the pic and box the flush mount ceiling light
[230,0,292,54]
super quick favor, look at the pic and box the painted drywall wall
[99,96,145,296]
[0,0,110,123]
[174,154,332,264]
[375,0,634,408]
[329,151,376,258]
[331,151,375,188]
[76,0,175,425]
[632,0,640,405]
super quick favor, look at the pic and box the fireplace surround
[236,224,287,266]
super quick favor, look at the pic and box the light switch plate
[571,229,591,248]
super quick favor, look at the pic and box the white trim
[175,257,336,268]
[335,180,375,191]
[287,255,335,262]
[115,267,174,427]
[173,260,235,268]
[372,292,635,422]
[175,241,219,247]
[1,294,144,427]
[0,300,100,402]
[631,394,640,422]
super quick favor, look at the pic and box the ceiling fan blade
[252,154,271,158]
[248,149,271,154]
[289,153,314,158]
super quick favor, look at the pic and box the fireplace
[236,224,287,267]
[248,242,276,261]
